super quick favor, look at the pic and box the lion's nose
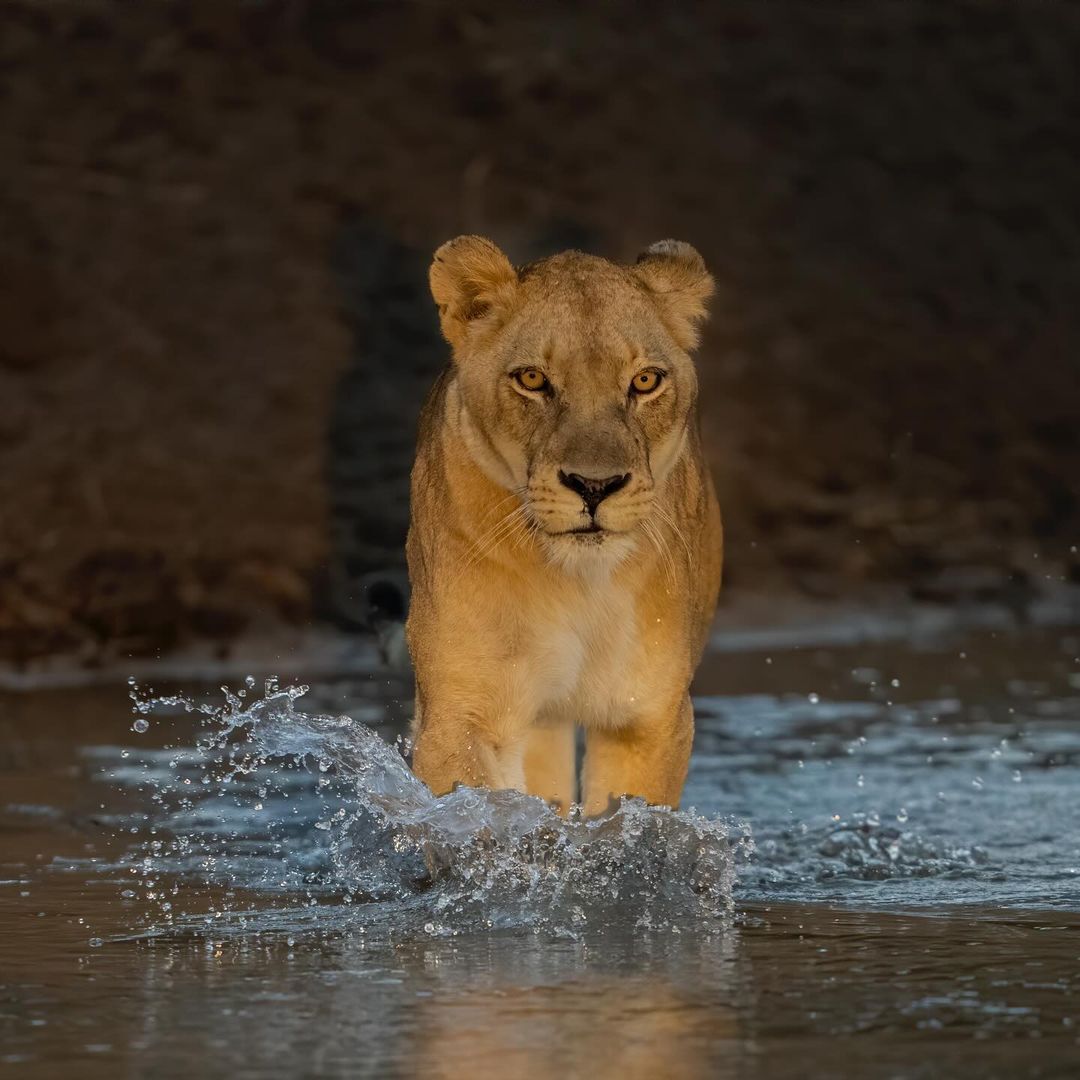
[558,471,630,514]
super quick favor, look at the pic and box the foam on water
[101,680,750,939]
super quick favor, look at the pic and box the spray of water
[105,680,751,939]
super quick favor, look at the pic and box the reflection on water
[128,930,745,1080]
[5,879,1080,1078]
[2,623,1080,1076]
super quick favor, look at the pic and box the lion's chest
[524,583,648,728]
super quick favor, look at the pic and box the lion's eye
[514,368,549,392]
[630,369,664,395]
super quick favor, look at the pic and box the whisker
[476,490,522,528]
[461,506,528,572]
[654,521,678,588]
[654,503,695,572]
[452,504,529,586]
[472,505,535,563]
[641,518,677,588]
[506,514,537,551]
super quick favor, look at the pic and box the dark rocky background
[1,0,1078,666]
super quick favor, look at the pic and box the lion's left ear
[632,240,714,350]
[429,235,519,350]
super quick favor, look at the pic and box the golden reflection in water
[400,932,750,1080]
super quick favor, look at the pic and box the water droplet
[132,718,149,734]
[972,776,984,789]
[88,937,103,948]
[856,774,865,788]
[896,808,909,823]
[1012,769,1023,783]
[808,693,820,705]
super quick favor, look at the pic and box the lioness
[406,236,722,815]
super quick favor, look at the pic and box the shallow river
[3,616,1080,1077]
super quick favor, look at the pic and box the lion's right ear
[429,236,518,349]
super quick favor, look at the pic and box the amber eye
[630,369,664,395]
[514,367,549,392]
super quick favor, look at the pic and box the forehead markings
[509,264,677,372]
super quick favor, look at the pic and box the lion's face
[430,239,713,570]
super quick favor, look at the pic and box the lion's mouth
[552,520,617,542]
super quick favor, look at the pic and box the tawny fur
[406,236,722,814]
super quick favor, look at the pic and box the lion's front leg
[410,690,529,797]
[581,694,694,815]
[523,721,577,815]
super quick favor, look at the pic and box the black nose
[558,471,630,514]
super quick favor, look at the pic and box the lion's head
[429,236,713,570]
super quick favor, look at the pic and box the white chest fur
[525,578,646,730]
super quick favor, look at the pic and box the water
[3,619,1080,1076]
[104,677,745,938]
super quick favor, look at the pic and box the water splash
[749,812,990,894]
[104,681,751,939]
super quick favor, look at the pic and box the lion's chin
[539,528,638,577]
